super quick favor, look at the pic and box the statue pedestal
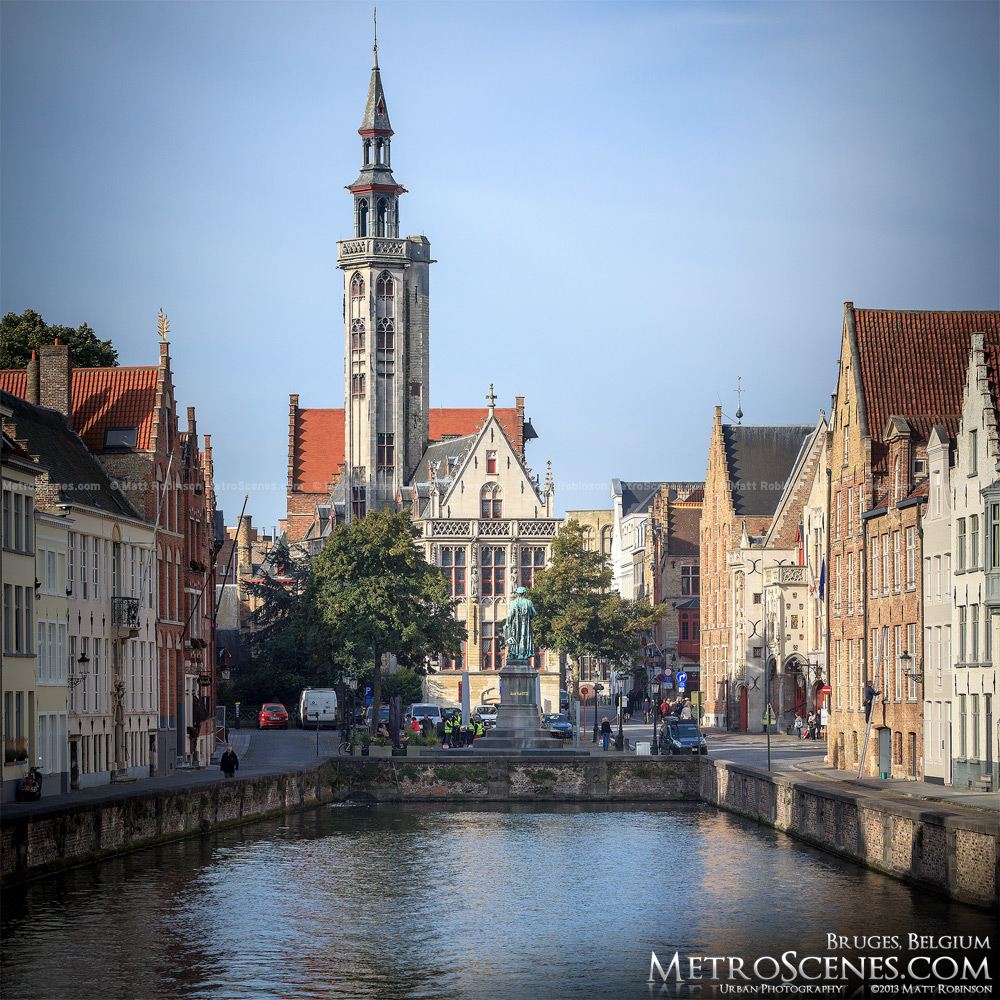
[473,659,563,751]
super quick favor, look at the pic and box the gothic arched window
[357,199,368,237]
[351,319,365,350]
[481,483,503,519]
[376,198,388,237]
[351,273,365,299]
[376,272,394,305]
[377,317,394,350]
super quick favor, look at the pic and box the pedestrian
[794,714,804,739]
[421,715,434,738]
[681,700,692,720]
[220,745,239,779]
[601,716,612,751]
[643,697,651,724]
[470,714,483,741]
[809,712,820,740]
[863,682,879,724]
[805,711,816,739]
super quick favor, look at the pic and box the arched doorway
[738,686,748,732]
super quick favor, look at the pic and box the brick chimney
[38,339,72,426]
[515,396,525,461]
[25,350,40,405]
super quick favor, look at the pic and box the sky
[2,1,998,532]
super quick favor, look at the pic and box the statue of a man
[503,586,536,661]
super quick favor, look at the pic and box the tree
[307,508,466,720]
[0,309,119,368]
[531,520,665,698]
[381,667,425,707]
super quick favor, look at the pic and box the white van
[298,688,339,728]
[407,703,444,725]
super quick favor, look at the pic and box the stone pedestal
[473,659,563,751]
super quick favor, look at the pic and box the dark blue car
[542,713,574,739]
[660,718,708,755]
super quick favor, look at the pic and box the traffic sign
[821,685,832,695]
[579,686,590,697]
[656,673,669,682]
[676,671,688,685]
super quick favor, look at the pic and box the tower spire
[373,6,378,68]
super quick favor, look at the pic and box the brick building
[700,407,813,729]
[2,335,220,773]
[826,305,1000,780]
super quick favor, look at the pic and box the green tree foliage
[381,667,425,707]
[0,309,119,368]
[308,508,466,717]
[531,520,665,697]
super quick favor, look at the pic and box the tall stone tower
[337,32,431,518]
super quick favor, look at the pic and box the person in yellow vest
[469,714,484,741]
[445,713,460,748]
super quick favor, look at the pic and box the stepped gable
[721,424,813,518]
[852,308,1000,441]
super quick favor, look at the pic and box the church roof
[360,59,392,133]
[289,405,517,495]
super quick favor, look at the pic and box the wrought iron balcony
[112,595,141,636]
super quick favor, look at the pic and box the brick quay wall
[2,757,995,909]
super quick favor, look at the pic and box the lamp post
[345,674,358,755]
[314,709,321,756]
[650,681,660,755]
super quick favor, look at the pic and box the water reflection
[1,803,992,1000]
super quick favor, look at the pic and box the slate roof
[360,61,392,133]
[619,482,668,519]
[0,365,160,453]
[408,432,478,488]
[1,390,147,520]
[722,425,813,518]
[852,308,1000,442]
[666,504,701,556]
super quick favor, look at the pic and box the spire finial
[486,383,497,414]
[373,6,378,68]
[734,375,744,424]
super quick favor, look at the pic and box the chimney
[515,396,525,461]
[38,339,72,426]
[26,350,40,405]
[237,514,253,576]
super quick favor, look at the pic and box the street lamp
[344,674,358,754]
[900,651,923,688]
[650,680,661,755]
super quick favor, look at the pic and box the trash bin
[635,741,651,756]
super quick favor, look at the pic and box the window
[970,515,979,569]
[959,694,967,757]
[892,532,900,590]
[958,606,966,663]
[752,592,761,605]
[847,487,853,536]
[486,451,497,475]
[906,623,916,699]
[520,547,545,588]
[882,534,890,595]
[93,538,100,600]
[835,555,842,615]
[351,487,366,520]
[481,547,506,596]
[410,382,421,398]
[1,490,8,548]
[103,427,138,449]
[905,527,915,587]
[351,319,365,350]
[836,491,842,538]
[847,552,854,615]
[13,493,21,550]
[971,694,980,759]
[376,272,394,307]
[871,541,879,596]
[893,625,902,701]
[752,645,761,659]
[37,622,46,683]
[14,587,23,652]
[480,484,502,519]
[957,518,966,570]
[681,565,700,595]
[2,584,10,653]
[442,643,465,671]
[481,623,501,670]
[969,429,978,475]
[377,434,394,469]
[970,605,979,662]
[376,317,394,349]
[351,373,366,396]
[441,547,466,597]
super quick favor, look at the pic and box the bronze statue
[503,586,536,661]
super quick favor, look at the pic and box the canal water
[1,803,994,1000]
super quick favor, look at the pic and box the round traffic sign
[676,671,688,685]
[579,686,590,697]
[656,673,669,682]
[821,685,832,695]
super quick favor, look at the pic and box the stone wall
[700,757,997,909]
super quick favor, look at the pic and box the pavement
[3,720,996,819]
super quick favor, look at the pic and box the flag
[818,559,826,601]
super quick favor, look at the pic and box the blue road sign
[364,686,373,707]
[676,671,688,685]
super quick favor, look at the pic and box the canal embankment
[2,753,996,909]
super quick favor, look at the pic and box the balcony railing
[112,596,141,631]
[763,565,806,586]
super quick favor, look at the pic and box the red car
[259,703,289,729]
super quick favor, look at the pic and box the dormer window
[104,427,138,449]
[486,451,497,475]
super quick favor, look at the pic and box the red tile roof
[1,366,160,451]
[72,367,159,452]
[290,406,517,494]
[853,309,1000,442]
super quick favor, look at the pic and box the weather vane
[157,308,170,342]
[734,375,744,424]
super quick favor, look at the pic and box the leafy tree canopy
[531,520,665,693]
[0,308,119,369]
[307,508,466,718]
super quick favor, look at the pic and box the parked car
[542,712,574,739]
[259,703,289,729]
[660,717,707,755]
[362,705,392,731]
[298,688,338,729]
[407,703,444,726]
[473,705,498,729]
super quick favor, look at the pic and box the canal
[1,803,993,999]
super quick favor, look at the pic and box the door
[739,687,748,732]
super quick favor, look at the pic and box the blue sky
[2,1,997,532]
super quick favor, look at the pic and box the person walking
[794,714,804,739]
[600,716,612,751]
[220,745,239,779]
[643,697,651,724]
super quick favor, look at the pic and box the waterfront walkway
[3,724,996,819]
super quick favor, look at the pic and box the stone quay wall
[2,756,996,909]
[699,758,997,909]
